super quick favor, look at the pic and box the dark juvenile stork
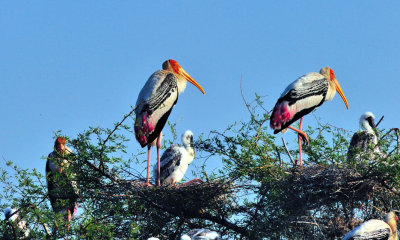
[270,67,349,166]
[347,112,383,162]
[46,137,78,223]
[342,211,398,240]
[180,229,220,240]
[135,59,205,186]
[4,207,30,238]
[155,130,200,186]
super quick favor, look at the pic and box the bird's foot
[288,126,309,146]
[298,132,309,146]
[180,178,204,187]
[143,182,154,187]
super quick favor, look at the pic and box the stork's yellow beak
[179,67,205,94]
[334,78,349,109]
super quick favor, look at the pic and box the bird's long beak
[60,162,63,173]
[179,68,205,94]
[334,78,349,109]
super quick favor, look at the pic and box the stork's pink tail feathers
[270,102,295,131]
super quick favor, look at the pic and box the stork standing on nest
[46,137,79,223]
[342,211,398,240]
[181,229,220,240]
[155,130,201,186]
[270,67,349,166]
[4,207,30,238]
[347,112,383,162]
[135,60,205,187]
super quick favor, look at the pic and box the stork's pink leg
[180,178,204,187]
[287,126,309,145]
[298,117,303,167]
[156,133,162,187]
[144,145,153,187]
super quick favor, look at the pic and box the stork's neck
[175,74,188,94]
[325,80,337,101]
[361,120,375,135]
[184,144,195,164]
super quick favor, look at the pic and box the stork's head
[181,130,194,148]
[162,59,205,94]
[4,207,12,220]
[320,67,349,109]
[360,112,377,135]
[54,137,66,154]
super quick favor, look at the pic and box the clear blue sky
[1,2,399,178]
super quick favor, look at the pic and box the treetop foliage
[1,98,399,239]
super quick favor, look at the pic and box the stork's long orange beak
[179,67,205,94]
[334,78,349,109]
[60,162,63,173]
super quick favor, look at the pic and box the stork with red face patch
[270,67,349,166]
[135,59,205,187]
[46,137,78,223]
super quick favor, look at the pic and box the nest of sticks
[276,164,395,215]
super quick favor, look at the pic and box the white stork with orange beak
[46,137,78,223]
[270,67,349,166]
[135,59,205,186]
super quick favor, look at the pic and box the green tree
[1,99,399,239]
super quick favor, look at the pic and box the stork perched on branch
[342,211,398,240]
[347,112,383,162]
[46,137,79,223]
[181,229,220,240]
[270,67,349,166]
[134,59,205,187]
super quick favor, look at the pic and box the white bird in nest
[4,207,30,238]
[154,130,202,186]
[180,229,220,240]
[342,211,398,240]
[347,112,384,162]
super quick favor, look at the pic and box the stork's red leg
[156,133,162,187]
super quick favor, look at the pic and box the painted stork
[181,229,220,240]
[154,130,198,186]
[4,207,30,238]
[46,137,79,223]
[270,67,349,166]
[342,211,398,240]
[347,112,385,162]
[134,59,205,187]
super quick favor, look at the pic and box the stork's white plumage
[4,207,30,238]
[46,137,79,222]
[348,112,383,162]
[155,130,195,185]
[134,59,205,187]
[270,67,349,166]
[342,212,398,240]
[180,229,220,240]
